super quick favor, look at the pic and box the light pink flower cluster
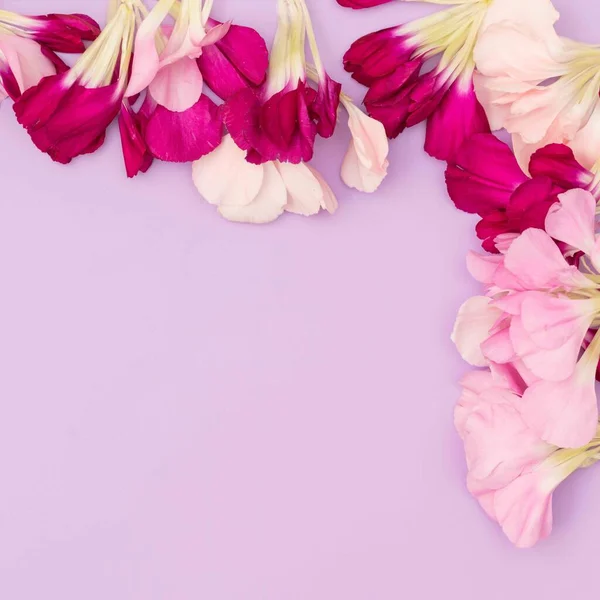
[336,0,600,548]
[446,0,600,547]
[452,188,600,546]
[4,0,390,225]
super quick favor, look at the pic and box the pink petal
[503,228,592,290]
[452,296,503,367]
[510,315,583,382]
[492,470,554,548]
[125,0,175,98]
[521,358,598,448]
[544,188,597,255]
[520,292,597,350]
[149,56,204,112]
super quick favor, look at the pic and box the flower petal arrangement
[337,0,600,547]
[5,0,600,551]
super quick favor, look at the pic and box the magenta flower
[0,9,99,102]
[197,18,269,101]
[13,1,138,167]
[446,134,596,252]
[342,2,495,160]
[222,0,341,165]
[125,0,235,163]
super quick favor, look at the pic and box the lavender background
[1,0,598,598]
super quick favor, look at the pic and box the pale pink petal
[466,251,503,285]
[481,0,561,43]
[149,57,203,112]
[276,162,324,217]
[125,0,176,97]
[218,162,287,224]
[452,296,503,367]
[545,188,597,255]
[0,35,56,94]
[569,101,600,171]
[341,103,389,193]
[307,165,338,214]
[192,135,264,207]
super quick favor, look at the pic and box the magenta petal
[145,94,223,163]
[309,74,341,138]
[118,100,153,178]
[14,75,120,163]
[424,78,490,161]
[505,177,556,230]
[529,144,593,191]
[223,83,317,165]
[337,0,394,6]
[39,45,69,73]
[199,19,268,101]
[0,62,20,100]
[344,27,415,86]
[32,13,101,53]
[445,134,528,216]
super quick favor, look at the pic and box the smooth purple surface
[1,1,599,598]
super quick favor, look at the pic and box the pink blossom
[456,370,599,547]
[474,0,600,172]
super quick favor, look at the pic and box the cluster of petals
[456,367,600,548]
[4,0,390,224]
[452,186,600,545]
[191,0,389,223]
[473,0,600,172]
[446,133,598,253]
[0,9,99,103]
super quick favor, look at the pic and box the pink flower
[446,134,595,252]
[474,0,600,172]
[456,369,600,547]
[13,1,137,166]
[192,135,338,224]
[454,190,600,448]
[125,0,233,163]
[222,0,341,165]
[0,9,98,102]
[342,3,492,160]
[340,95,389,193]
